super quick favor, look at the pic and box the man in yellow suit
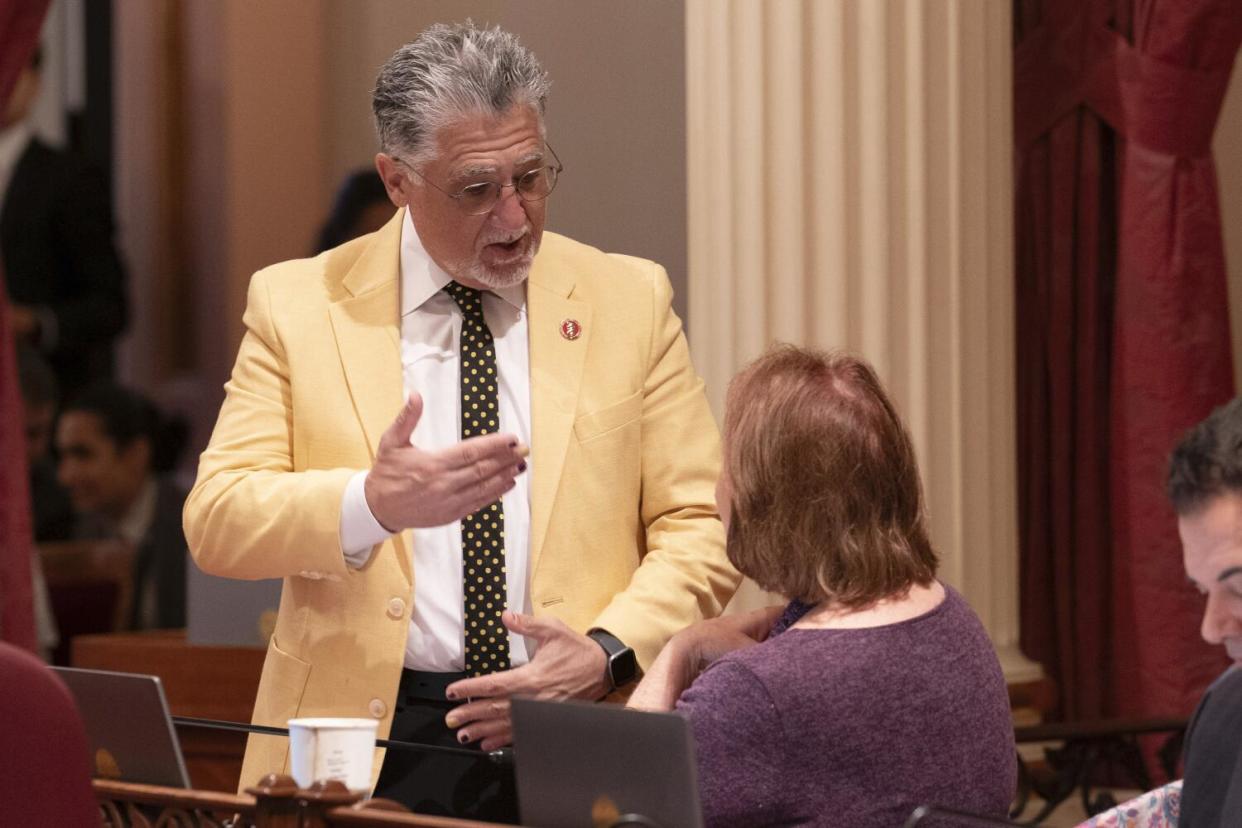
[184,21,737,822]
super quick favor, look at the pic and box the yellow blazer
[184,210,738,790]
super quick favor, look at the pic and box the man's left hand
[443,611,609,750]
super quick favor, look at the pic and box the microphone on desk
[171,715,515,766]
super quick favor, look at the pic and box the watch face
[611,647,639,686]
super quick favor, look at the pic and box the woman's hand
[674,604,785,670]
[627,605,784,712]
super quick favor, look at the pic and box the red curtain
[0,0,49,652]
[1016,0,1242,723]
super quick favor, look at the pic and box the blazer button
[387,597,406,619]
[369,698,387,719]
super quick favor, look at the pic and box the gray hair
[373,21,551,165]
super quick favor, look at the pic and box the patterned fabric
[443,281,509,676]
[770,599,815,636]
[1076,780,1182,828]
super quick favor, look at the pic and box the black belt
[399,669,468,704]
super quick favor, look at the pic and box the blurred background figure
[0,0,46,657]
[55,382,188,632]
[313,167,393,254]
[17,342,67,661]
[1,44,127,402]
[17,342,72,543]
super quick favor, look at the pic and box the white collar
[116,478,159,547]
[0,122,32,196]
[398,209,526,317]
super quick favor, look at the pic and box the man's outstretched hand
[364,393,528,531]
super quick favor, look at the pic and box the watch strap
[587,628,636,690]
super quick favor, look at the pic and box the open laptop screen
[52,666,192,789]
[512,697,703,828]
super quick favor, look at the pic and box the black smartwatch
[587,628,638,691]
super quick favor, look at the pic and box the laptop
[52,666,193,788]
[511,697,703,828]
[187,566,281,646]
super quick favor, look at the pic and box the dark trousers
[372,670,519,823]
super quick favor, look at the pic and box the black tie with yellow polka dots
[443,280,510,676]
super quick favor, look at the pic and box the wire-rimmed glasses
[398,144,563,215]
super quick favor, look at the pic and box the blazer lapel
[527,260,591,577]
[326,210,411,584]
[327,211,404,459]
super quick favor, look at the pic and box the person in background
[17,343,73,543]
[628,346,1017,827]
[315,168,394,254]
[1,45,127,401]
[1167,398,1242,826]
[16,344,67,660]
[57,383,187,630]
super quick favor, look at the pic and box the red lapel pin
[560,319,582,340]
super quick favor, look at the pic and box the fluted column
[686,0,1040,683]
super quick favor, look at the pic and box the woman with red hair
[629,345,1016,827]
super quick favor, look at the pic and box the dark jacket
[73,476,188,631]
[0,138,127,399]
[128,478,188,630]
[1182,665,1242,827]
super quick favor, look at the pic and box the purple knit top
[676,585,1016,827]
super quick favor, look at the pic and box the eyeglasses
[398,144,563,216]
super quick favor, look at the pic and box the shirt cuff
[340,471,392,567]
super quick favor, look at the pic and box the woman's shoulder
[677,649,782,725]
[930,583,998,647]
[699,631,830,700]
[698,646,778,692]
[727,587,993,682]
[692,584,996,696]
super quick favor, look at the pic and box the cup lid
[286,717,379,730]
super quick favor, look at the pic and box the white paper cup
[287,717,379,792]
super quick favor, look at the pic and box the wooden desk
[95,777,509,827]
[72,630,265,792]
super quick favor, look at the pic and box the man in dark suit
[55,383,186,630]
[1,46,127,400]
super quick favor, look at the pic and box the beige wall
[323,1,689,318]
[1217,68,1242,391]
[116,0,330,389]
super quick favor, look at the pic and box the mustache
[479,226,531,246]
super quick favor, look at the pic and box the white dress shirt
[0,122,31,210]
[339,210,532,671]
[117,479,160,630]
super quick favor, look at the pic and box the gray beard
[456,236,541,289]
